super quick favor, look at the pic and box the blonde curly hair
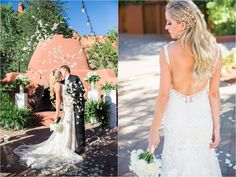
[166,0,219,85]
[49,69,62,103]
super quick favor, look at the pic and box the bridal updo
[166,0,219,85]
[49,69,62,103]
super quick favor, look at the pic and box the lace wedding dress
[160,44,222,177]
[14,85,82,169]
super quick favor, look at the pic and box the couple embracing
[14,65,86,169]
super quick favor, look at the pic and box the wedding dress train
[14,85,82,169]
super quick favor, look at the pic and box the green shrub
[223,48,236,69]
[0,84,16,92]
[84,99,97,123]
[0,1,72,78]
[87,29,118,76]
[206,0,236,35]
[84,99,110,128]
[87,41,118,74]
[106,29,118,44]
[0,91,31,130]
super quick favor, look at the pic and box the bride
[14,69,83,169]
[148,0,222,176]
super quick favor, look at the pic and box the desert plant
[87,41,118,74]
[84,99,97,123]
[106,29,118,44]
[0,92,31,130]
[84,71,101,84]
[87,29,118,76]
[100,81,117,95]
[84,99,110,128]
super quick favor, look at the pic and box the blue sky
[0,0,118,35]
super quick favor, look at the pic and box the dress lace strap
[216,45,221,64]
[164,44,171,70]
[211,46,221,76]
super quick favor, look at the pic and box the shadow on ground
[0,125,118,176]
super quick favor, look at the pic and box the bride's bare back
[168,42,208,95]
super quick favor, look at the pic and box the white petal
[233,165,236,170]
[225,158,231,164]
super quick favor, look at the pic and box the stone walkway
[0,124,117,176]
[118,34,236,176]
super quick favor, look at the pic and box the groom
[60,65,86,155]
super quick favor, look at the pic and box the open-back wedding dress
[160,43,222,177]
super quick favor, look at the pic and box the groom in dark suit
[60,65,86,155]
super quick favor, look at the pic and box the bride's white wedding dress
[14,85,83,169]
[160,44,222,177]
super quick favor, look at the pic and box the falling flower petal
[233,165,236,170]
[225,158,231,164]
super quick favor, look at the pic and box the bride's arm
[148,48,171,151]
[53,83,62,122]
[209,49,222,148]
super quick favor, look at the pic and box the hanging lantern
[81,8,85,13]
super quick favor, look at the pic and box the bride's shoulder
[54,82,62,91]
[162,41,176,49]
[167,41,184,53]
[169,41,178,48]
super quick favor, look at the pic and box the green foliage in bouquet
[0,91,31,130]
[84,99,111,128]
[206,0,236,35]
[138,151,155,164]
[130,149,161,177]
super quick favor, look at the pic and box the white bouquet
[49,122,63,133]
[129,149,161,177]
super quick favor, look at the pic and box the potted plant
[100,81,117,128]
[84,99,110,127]
[15,74,29,93]
[84,71,101,91]
[100,81,117,96]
